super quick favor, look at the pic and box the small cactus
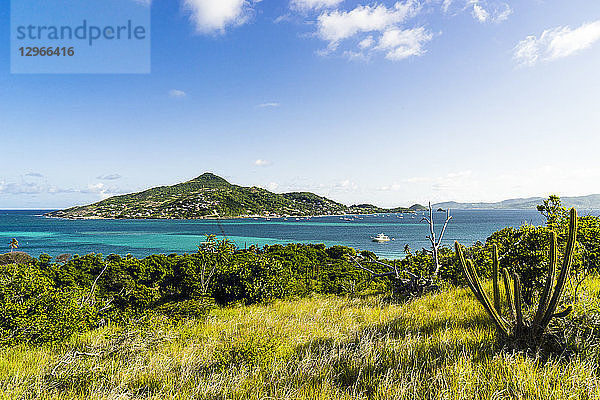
[455,208,578,348]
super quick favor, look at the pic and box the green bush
[211,254,291,304]
[0,263,97,346]
[154,297,214,322]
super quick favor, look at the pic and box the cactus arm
[456,242,495,311]
[455,242,510,335]
[533,231,557,328]
[455,242,502,318]
[455,242,487,306]
[465,259,511,336]
[502,268,516,321]
[513,273,525,329]
[552,306,573,319]
[456,242,485,303]
[541,208,577,328]
[492,245,501,314]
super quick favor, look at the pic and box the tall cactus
[455,208,578,347]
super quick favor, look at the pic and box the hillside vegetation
[45,173,425,219]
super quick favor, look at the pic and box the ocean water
[0,209,559,259]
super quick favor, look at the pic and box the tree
[537,195,568,230]
[195,235,235,296]
[9,238,18,253]
[421,202,452,277]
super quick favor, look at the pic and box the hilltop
[45,173,425,219]
[433,194,600,210]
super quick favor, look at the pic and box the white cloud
[82,183,122,199]
[442,0,511,23]
[314,1,432,61]
[183,0,253,34]
[291,0,343,11]
[0,180,75,195]
[441,0,452,13]
[513,36,539,66]
[376,27,433,60]
[514,20,600,67]
[97,174,122,180]
[358,36,374,49]
[290,0,512,62]
[264,178,361,199]
[256,102,281,108]
[0,175,127,199]
[255,159,270,166]
[337,179,358,190]
[169,89,187,98]
[0,181,52,195]
[274,14,292,24]
[131,0,151,6]
[317,1,419,46]
[25,172,44,178]
[494,3,512,22]
[472,4,488,23]
[342,50,371,61]
[471,2,511,24]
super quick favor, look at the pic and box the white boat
[371,233,391,242]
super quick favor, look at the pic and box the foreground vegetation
[2,281,600,399]
[2,195,600,398]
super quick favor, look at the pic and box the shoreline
[42,211,418,221]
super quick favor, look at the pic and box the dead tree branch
[80,262,109,307]
[421,202,453,277]
[350,256,437,296]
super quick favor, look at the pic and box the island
[45,173,426,219]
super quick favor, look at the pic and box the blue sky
[1,0,600,208]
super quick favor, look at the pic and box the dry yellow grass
[1,280,600,399]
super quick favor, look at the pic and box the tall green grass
[1,280,599,399]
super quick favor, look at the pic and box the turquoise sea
[0,209,564,259]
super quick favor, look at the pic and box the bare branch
[351,258,377,275]
[366,259,418,279]
[98,298,114,313]
[421,202,453,277]
[81,262,109,307]
[372,271,398,278]
[437,210,453,246]
[351,256,421,281]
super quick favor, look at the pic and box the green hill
[45,173,422,219]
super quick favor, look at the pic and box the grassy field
[2,280,600,400]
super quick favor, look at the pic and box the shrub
[0,251,34,266]
[154,297,214,322]
[486,225,553,303]
[0,263,97,346]
[211,254,291,304]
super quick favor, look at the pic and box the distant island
[45,173,426,220]
[433,194,600,210]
